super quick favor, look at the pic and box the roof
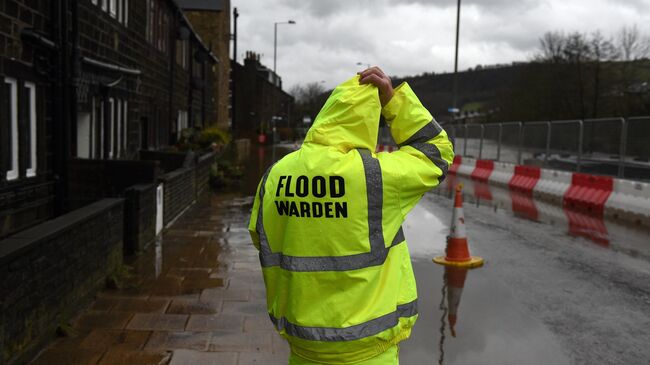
[175,0,225,11]
[169,0,220,64]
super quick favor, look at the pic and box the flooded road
[401,204,571,365]
[249,146,650,364]
[32,146,650,364]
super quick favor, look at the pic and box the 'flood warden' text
[274,175,348,218]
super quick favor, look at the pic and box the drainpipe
[53,0,70,214]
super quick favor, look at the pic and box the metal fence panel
[624,117,650,181]
[581,118,625,176]
[500,122,522,164]
[520,122,549,166]
[465,125,482,158]
[547,120,582,172]
[481,124,500,161]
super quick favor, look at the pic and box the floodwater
[244,146,575,364]
[400,203,571,365]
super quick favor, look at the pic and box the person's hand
[358,67,394,107]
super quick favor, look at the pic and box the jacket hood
[303,75,381,152]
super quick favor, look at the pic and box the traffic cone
[433,184,484,268]
[445,267,468,337]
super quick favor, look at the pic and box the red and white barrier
[509,165,541,196]
[489,162,515,187]
[533,169,573,205]
[375,144,397,153]
[604,179,650,226]
[563,173,613,216]
[470,160,494,183]
[456,157,476,177]
[449,156,462,175]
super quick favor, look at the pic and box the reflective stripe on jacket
[249,75,454,364]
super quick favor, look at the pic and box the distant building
[232,51,294,139]
[0,0,221,239]
[178,0,232,129]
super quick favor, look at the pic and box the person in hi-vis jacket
[249,67,454,364]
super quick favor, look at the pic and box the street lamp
[356,62,371,69]
[274,20,296,75]
[452,0,462,113]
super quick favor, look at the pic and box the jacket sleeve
[248,179,263,251]
[382,82,455,218]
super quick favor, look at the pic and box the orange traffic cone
[445,267,468,337]
[434,184,484,268]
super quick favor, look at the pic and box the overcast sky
[231,0,650,91]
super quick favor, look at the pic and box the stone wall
[124,184,157,255]
[0,199,124,365]
[195,151,216,197]
[161,168,196,226]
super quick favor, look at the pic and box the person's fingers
[359,66,386,79]
[359,73,386,86]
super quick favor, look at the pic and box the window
[147,0,169,53]
[109,0,117,18]
[116,99,122,157]
[4,78,18,180]
[108,98,115,159]
[176,40,188,69]
[123,100,128,154]
[25,82,37,177]
[92,0,128,25]
[177,110,188,140]
[147,0,156,44]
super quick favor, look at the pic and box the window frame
[109,0,117,18]
[5,78,19,181]
[24,82,37,178]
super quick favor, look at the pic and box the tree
[536,31,567,63]
[618,25,650,61]
[590,31,619,117]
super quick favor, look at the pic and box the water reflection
[154,237,163,278]
[437,174,650,261]
[437,266,470,364]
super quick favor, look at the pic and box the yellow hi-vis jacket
[249,75,454,364]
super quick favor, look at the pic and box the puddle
[435,175,650,262]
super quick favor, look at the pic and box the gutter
[82,57,142,76]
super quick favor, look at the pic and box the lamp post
[452,0,462,113]
[274,20,296,75]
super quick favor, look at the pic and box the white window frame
[91,0,98,5]
[5,78,18,181]
[117,0,123,23]
[123,100,128,155]
[177,110,188,139]
[25,82,37,177]
[109,0,117,18]
[116,99,122,158]
[101,0,108,12]
[124,0,129,26]
[99,100,104,158]
[90,98,96,158]
[108,98,115,159]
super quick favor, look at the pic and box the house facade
[0,0,221,240]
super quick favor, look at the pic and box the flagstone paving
[31,193,289,365]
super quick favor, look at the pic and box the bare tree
[537,31,566,63]
[618,25,650,61]
[590,31,620,117]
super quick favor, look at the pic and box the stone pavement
[31,193,290,365]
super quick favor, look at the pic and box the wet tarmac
[401,204,572,365]
[30,146,650,364]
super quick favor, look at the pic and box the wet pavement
[31,146,650,365]
[31,193,289,365]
